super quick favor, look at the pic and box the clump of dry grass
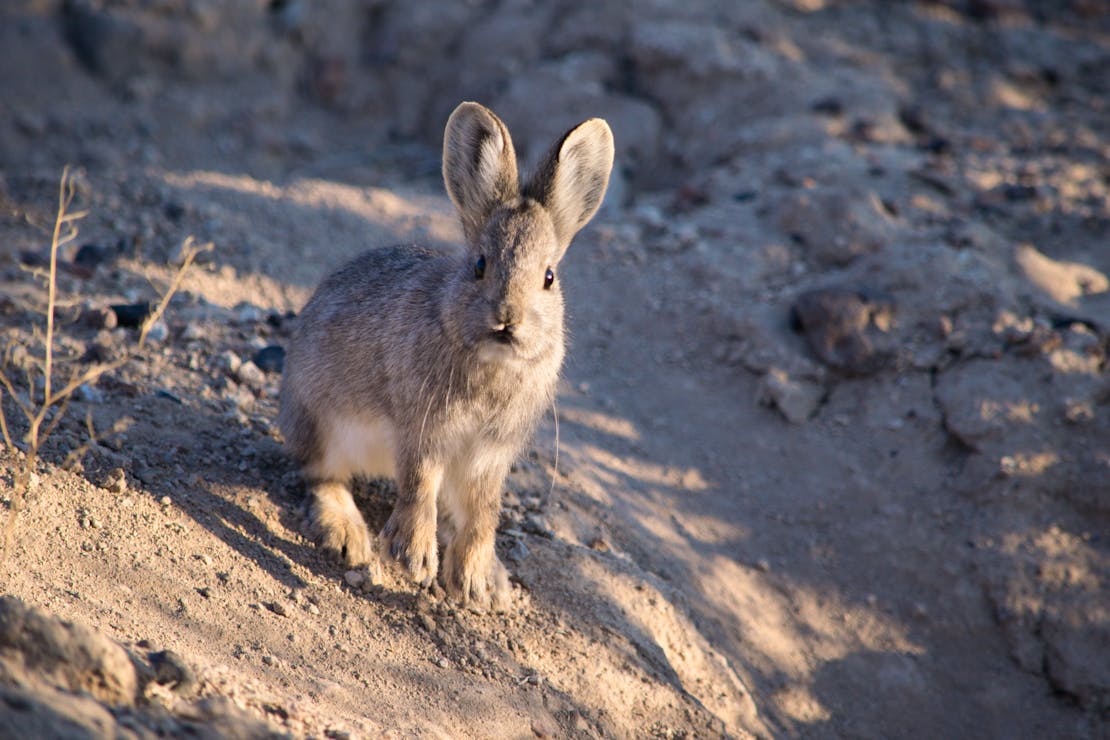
[0,166,208,566]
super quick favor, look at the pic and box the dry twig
[0,167,208,568]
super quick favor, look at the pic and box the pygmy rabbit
[279,102,614,610]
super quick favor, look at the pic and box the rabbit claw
[307,482,374,566]
[380,513,438,586]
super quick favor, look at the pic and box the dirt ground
[1,1,1108,737]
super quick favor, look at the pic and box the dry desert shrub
[0,166,208,567]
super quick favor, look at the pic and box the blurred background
[1,0,1108,737]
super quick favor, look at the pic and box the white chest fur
[317,415,398,481]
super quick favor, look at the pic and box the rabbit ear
[524,118,614,257]
[443,102,520,245]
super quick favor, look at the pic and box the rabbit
[278,101,614,611]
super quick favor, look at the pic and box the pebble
[522,515,554,538]
[217,351,241,376]
[344,570,366,589]
[252,345,285,373]
[160,496,172,506]
[149,650,197,696]
[434,657,449,669]
[588,536,611,553]
[418,613,436,632]
[236,361,266,391]
[265,601,289,617]
[144,320,169,343]
[506,539,530,563]
[110,302,152,328]
[77,384,105,403]
[634,204,665,228]
[180,322,205,341]
[78,306,118,330]
[235,303,263,324]
[73,242,116,269]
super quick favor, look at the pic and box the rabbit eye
[543,267,555,290]
[474,255,486,280]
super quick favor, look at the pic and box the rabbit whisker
[549,394,559,497]
[418,367,436,451]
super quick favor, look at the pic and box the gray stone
[235,360,266,391]
[756,368,824,424]
[791,288,896,376]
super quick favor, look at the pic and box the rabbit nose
[493,304,520,332]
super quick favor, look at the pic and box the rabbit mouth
[491,328,516,345]
[477,331,523,363]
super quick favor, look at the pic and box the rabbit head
[440,102,614,365]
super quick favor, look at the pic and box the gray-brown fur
[278,102,614,610]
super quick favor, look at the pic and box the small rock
[265,601,288,617]
[156,389,183,404]
[144,320,169,343]
[522,515,554,538]
[757,368,824,424]
[180,323,205,341]
[791,288,895,376]
[217,351,241,376]
[811,96,844,116]
[418,613,436,632]
[236,361,266,391]
[73,243,117,269]
[159,496,172,506]
[343,570,366,589]
[105,468,127,494]
[506,539,530,563]
[252,345,285,373]
[149,649,197,697]
[164,201,187,222]
[77,384,105,403]
[18,249,48,267]
[634,204,665,229]
[77,306,118,330]
[434,657,449,669]
[235,303,263,324]
[110,302,152,328]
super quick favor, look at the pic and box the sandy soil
[1,1,1108,738]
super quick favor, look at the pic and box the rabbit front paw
[443,547,511,613]
[308,483,375,566]
[380,510,438,586]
